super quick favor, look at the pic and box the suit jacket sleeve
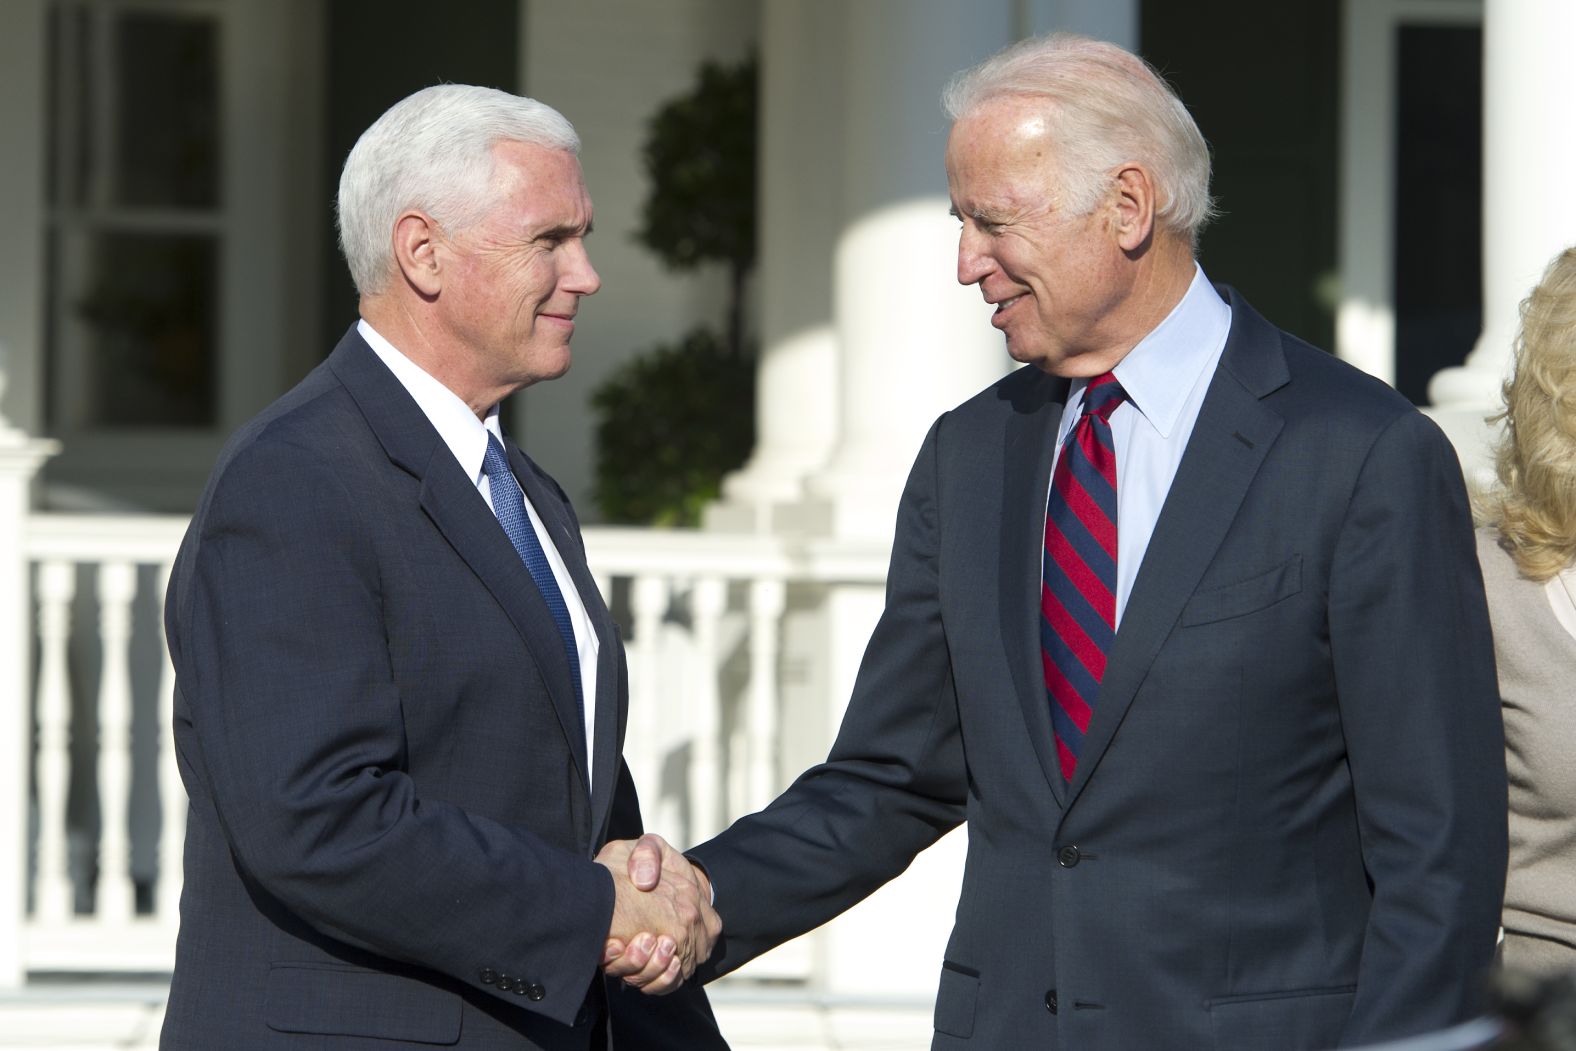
[1327,411,1507,1044]
[169,434,613,1028]
[690,418,968,977]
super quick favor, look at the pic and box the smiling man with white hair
[611,32,1507,1051]
[160,84,727,1050]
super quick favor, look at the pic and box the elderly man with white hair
[612,32,1507,1051]
[160,84,728,1050]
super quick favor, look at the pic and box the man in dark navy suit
[614,33,1507,1051]
[161,84,725,1050]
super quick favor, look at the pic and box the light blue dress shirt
[1048,266,1232,626]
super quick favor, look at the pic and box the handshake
[594,834,719,995]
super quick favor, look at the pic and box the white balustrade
[95,561,138,924]
[33,561,75,924]
[628,574,670,829]
[686,577,728,842]
[746,579,787,812]
[10,514,889,980]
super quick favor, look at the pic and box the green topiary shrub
[592,52,758,525]
[591,328,755,527]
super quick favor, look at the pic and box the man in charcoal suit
[612,33,1507,1051]
[161,84,726,1049]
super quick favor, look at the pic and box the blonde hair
[1486,245,1576,580]
[942,33,1215,248]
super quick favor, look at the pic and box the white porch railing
[6,508,889,982]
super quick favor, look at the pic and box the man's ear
[1110,164,1157,254]
[392,210,444,297]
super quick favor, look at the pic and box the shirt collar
[1069,265,1231,438]
[358,318,502,485]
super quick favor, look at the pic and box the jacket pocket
[1182,554,1303,626]
[933,961,980,1039]
[264,962,462,1045]
[1205,984,1355,1050]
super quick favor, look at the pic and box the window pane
[70,232,218,427]
[114,11,219,208]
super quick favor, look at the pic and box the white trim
[1337,0,1481,385]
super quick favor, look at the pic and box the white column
[799,0,1015,541]
[0,381,60,987]
[709,0,845,530]
[1428,0,1576,394]
[1425,0,1576,488]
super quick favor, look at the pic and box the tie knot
[1081,372,1126,422]
[481,434,510,478]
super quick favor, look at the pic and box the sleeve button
[524,981,546,1001]
[479,968,497,985]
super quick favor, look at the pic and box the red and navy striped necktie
[1041,372,1126,781]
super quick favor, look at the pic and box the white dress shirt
[1047,266,1232,626]
[359,319,599,783]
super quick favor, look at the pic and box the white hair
[942,33,1215,246]
[337,84,580,296]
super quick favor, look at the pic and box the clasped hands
[594,834,717,995]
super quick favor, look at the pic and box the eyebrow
[535,220,593,240]
[949,205,1005,225]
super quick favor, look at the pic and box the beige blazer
[1477,526,1576,976]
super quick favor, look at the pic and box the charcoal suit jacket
[161,325,726,1050]
[690,289,1506,1050]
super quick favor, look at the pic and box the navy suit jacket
[161,326,726,1049]
[690,290,1507,1050]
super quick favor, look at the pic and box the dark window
[1393,24,1483,405]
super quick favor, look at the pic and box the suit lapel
[1062,289,1289,811]
[997,370,1074,808]
[504,439,621,841]
[327,329,592,796]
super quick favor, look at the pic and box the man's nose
[567,243,601,297]
[955,227,991,286]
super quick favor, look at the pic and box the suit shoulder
[1275,331,1415,427]
[939,364,1059,433]
[195,365,360,514]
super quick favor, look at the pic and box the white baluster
[746,579,787,812]
[628,575,667,819]
[155,561,184,926]
[591,572,612,606]
[95,562,137,923]
[34,561,76,924]
[687,578,727,842]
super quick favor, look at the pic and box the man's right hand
[594,834,718,995]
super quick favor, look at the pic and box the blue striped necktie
[481,434,584,723]
[1041,372,1126,780]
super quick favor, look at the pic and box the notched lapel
[1062,295,1288,810]
[417,450,593,789]
[329,327,596,811]
[996,371,1073,808]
